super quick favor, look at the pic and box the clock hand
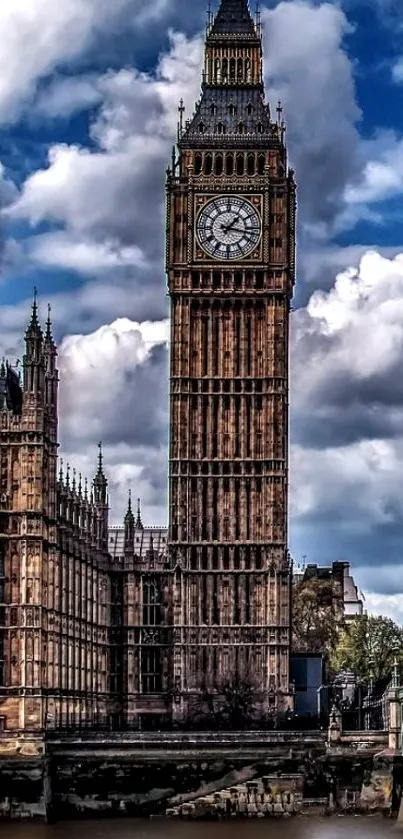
[224,225,260,235]
[222,215,241,234]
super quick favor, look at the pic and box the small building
[290,653,327,723]
[294,560,364,624]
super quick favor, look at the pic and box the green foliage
[292,577,343,659]
[331,614,403,683]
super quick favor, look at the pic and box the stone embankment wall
[0,729,400,822]
[0,736,47,820]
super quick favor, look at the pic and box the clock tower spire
[166,0,296,724]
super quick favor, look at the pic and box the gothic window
[229,58,236,80]
[246,102,253,116]
[222,58,228,81]
[199,122,205,134]
[257,122,263,134]
[247,153,255,175]
[246,59,251,82]
[214,153,223,176]
[258,153,265,175]
[228,102,236,116]
[204,153,213,175]
[211,103,217,115]
[217,122,226,135]
[215,58,221,82]
[238,121,245,135]
[194,154,202,175]
[142,577,161,626]
[237,58,243,79]
[236,153,244,176]
[141,648,162,694]
[226,153,234,176]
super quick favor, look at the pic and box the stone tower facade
[166,0,296,719]
[0,300,110,732]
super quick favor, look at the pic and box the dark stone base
[0,732,401,822]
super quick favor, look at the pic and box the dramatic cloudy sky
[1,0,403,620]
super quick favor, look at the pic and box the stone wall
[0,731,400,822]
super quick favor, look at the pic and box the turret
[93,442,108,506]
[93,442,108,549]
[124,490,135,556]
[23,289,44,398]
[43,304,59,418]
[135,497,144,530]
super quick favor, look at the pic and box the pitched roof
[210,0,256,36]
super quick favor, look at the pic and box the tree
[292,577,344,659]
[331,614,403,683]
[185,673,275,730]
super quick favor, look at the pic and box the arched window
[199,122,205,134]
[215,153,223,176]
[217,122,226,134]
[258,153,265,175]
[238,121,245,135]
[246,103,253,116]
[228,102,236,116]
[222,58,228,81]
[142,577,162,626]
[236,153,244,176]
[226,153,234,176]
[205,153,213,175]
[230,58,236,80]
[215,58,221,82]
[237,58,243,79]
[194,153,203,175]
[247,154,255,175]
[257,122,263,134]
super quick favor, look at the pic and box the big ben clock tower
[166,0,296,721]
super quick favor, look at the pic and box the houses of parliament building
[0,0,296,733]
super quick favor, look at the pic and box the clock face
[196,196,261,260]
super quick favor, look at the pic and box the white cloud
[262,1,360,231]
[6,31,203,260]
[345,130,403,206]
[290,249,403,558]
[293,250,403,411]
[392,57,403,85]
[58,317,170,523]
[34,75,101,120]
[5,0,362,263]
[59,316,169,441]
[30,233,145,274]
[365,593,403,626]
[0,0,170,124]
[291,438,403,529]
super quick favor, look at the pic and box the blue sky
[1,0,403,620]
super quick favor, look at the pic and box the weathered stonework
[0,731,400,822]
[165,0,296,722]
[0,303,111,733]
